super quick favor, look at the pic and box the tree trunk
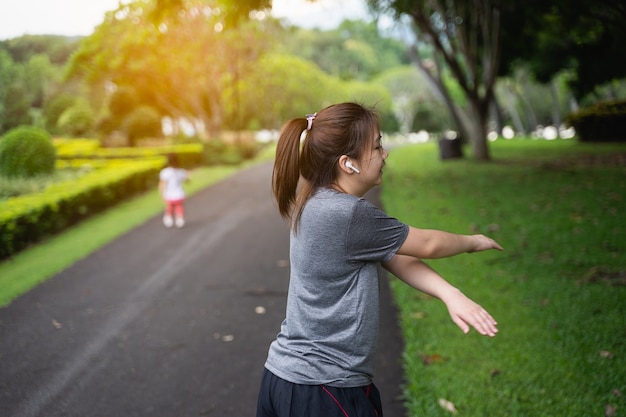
[465,98,491,161]
[550,80,562,137]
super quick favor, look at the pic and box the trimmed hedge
[54,140,204,168]
[566,99,626,142]
[0,159,162,259]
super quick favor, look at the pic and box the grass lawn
[0,144,276,308]
[380,139,625,417]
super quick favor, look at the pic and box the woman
[257,102,502,417]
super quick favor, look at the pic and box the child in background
[159,153,188,228]
[257,102,503,417]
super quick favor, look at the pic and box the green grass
[381,140,626,417]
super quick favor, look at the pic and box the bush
[0,126,56,178]
[202,140,227,166]
[566,99,626,142]
[57,100,95,137]
[201,139,262,166]
[202,140,245,166]
[44,94,76,134]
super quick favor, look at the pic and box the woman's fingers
[451,305,498,337]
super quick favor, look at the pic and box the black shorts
[256,368,383,417]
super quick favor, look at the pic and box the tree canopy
[65,0,277,138]
[498,0,626,100]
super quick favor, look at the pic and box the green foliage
[123,105,162,146]
[566,99,626,143]
[44,93,76,133]
[108,86,138,119]
[497,0,626,100]
[53,139,203,168]
[65,1,275,137]
[57,99,95,136]
[0,126,56,178]
[279,20,409,81]
[0,37,73,135]
[0,35,81,65]
[202,139,261,166]
[0,169,84,199]
[22,54,56,108]
[234,53,347,129]
[2,83,32,131]
[382,140,626,417]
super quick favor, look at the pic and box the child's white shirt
[160,167,187,200]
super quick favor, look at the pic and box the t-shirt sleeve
[346,199,409,263]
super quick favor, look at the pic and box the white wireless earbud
[345,160,360,174]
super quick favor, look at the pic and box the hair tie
[306,113,317,131]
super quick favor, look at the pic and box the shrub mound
[566,99,626,142]
[0,127,56,178]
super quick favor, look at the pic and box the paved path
[0,162,407,417]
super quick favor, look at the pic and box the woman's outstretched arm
[396,227,503,259]
[383,254,498,337]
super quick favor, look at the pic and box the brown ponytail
[272,118,308,220]
[272,102,380,229]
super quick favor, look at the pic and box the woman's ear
[337,155,356,174]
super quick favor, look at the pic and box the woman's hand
[442,288,498,337]
[468,234,504,253]
[384,255,499,337]
[398,228,503,259]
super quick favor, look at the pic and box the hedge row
[54,139,204,168]
[566,99,626,142]
[0,159,162,259]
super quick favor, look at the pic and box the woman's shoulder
[305,189,368,220]
[312,188,361,206]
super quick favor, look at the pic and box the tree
[369,0,502,160]
[233,53,347,129]
[0,35,81,66]
[374,65,450,133]
[66,0,275,139]
[279,20,409,82]
[0,36,78,135]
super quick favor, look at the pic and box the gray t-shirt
[265,188,409,387]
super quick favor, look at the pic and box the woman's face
[358,132,388,187]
